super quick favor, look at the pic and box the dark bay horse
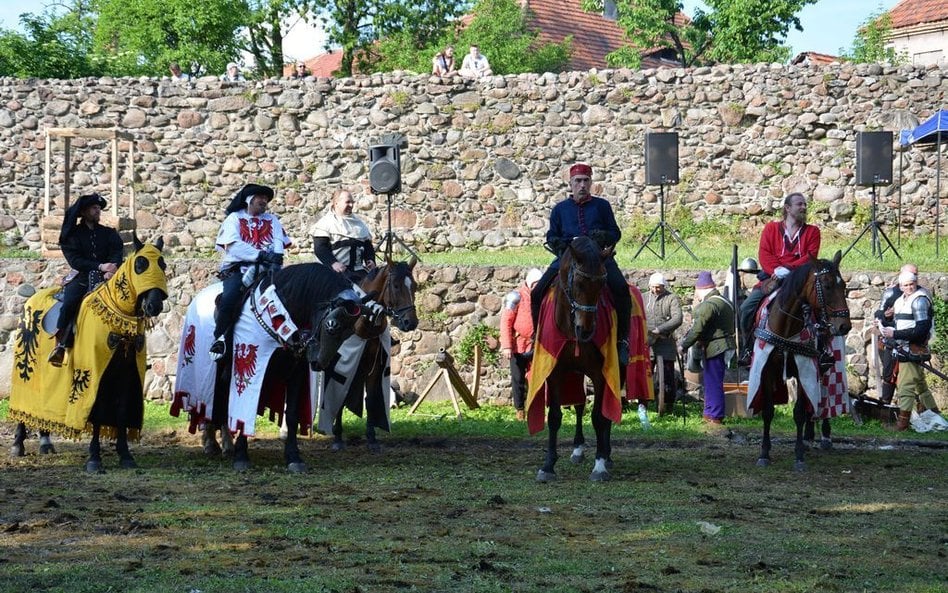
[172,263,375,472]
[747,251,851,471]
[528,236,622,482]
[325,258,419,453]
[9,236,169,472]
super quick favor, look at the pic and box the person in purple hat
[679,271,735,426]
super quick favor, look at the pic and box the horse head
[357,257,419,335]
[114,234,168,318]
[808,250,851,337]
[556,236,608,342]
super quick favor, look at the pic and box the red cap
[569,163,592,178]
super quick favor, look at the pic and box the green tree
[0,8,101,78]
[243,0,318,78]
[91,0,249,77]
[580,0,815,68]
[841,7,902,64]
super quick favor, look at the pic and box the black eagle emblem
[15,306,42,381]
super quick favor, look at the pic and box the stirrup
[737,350,752,367]
[617,339,630,366]
[48,344,67,367]
[209,337,226,361]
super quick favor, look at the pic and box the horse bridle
[380,266,416,325]
[804,265,850,336]
[561,264,607,317]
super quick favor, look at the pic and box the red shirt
[758,220,821,276]
[500,283,535,354]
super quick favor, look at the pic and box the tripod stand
[633,183,697,261]
[842,183,900,261]
[375,192,418,260]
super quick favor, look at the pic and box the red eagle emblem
[182,325,196,366]
[238,217,275,250]
[233,342,259,395]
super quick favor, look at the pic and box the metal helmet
[738,257,759,273]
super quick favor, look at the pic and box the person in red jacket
[501,268,542,421]
[738,192,821,365]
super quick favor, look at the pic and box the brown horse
[529,236,622,482]
[749,251,851,471]
[326,257,419,453]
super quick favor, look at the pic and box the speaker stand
[842,184,900,261]
[633,184,698,261]
[375,192,419,260]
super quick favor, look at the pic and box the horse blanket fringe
[315,328,392,435]
[746,292,849,419]
[9,285,148,441]
[171,282,221,431]
[526,288,622,435]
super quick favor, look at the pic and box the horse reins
[560,264,606,317]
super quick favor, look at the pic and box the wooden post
[407,349,479,418]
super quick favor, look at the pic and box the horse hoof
[367,443,382,455]
[40,444,56,455]
[590,470,611,482]
[756,458,770,468]
[794,461,807,472]
[287,462,306,474]
[120,458,138,469]
[85,460,104,474]
[9,444,25,458]
[203,442,222,457]
[819,438,833,451]
[331,442,346,452]
[233,460,251,472]
[536,469,557,483]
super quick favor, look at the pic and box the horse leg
[284,372,306,473]
[86,424,104,473]
[331,407,346,452]
[366,422,380,454]
[39,431,56,455]
[792,397,808,472]
[757,390,775,467]
[232,434,251,472]
[803,418,815,444]
[819,418,833,450]
[570,403,586,464]
[590,394,613,482]
[10,422,27,457]
[116,427,137,469]
[537,393,562,482]
[220,427,235,458]
[202,423,223,457]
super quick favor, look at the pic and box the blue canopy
[900,110,948,146]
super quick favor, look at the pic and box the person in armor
[501,268,542,421]
[210,183,292,359]
[644,272,683,410]
[48,193,124,367]
[311,189,376,283]
[879,269,940,430]
[530,163,633,366]
[874,263,930,405]
[738,193,821,365]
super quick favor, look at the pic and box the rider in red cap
[531,163,632,365]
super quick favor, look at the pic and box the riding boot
[47,328,70,367]
[895,410,911,432]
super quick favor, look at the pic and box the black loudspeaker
[368,144,401,194]
[645,132,679,185]
[856,131,893,185]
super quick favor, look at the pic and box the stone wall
[1,62,948,255]
[2,258,945,408]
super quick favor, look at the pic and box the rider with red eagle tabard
[530,163,633,366]
[210,183,293,359]
[738,192,821,365]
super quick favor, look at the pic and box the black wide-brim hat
[225,183,275,214]
[59,193,108,243]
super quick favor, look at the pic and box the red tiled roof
[282,51,344,78]
[888,0,948,29]
[525,0,687,70]
[790,51,839,66]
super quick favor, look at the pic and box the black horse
[325,258,419,453]
[10,236,169,472]
[173,263,377,472]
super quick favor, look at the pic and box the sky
[0,0,904,63]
